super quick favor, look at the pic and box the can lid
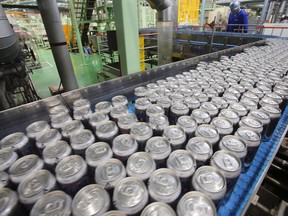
[145,137,171,161]
[240,98,258,109]
[70,129,95,150]
[96,121,119,139]
[171,102,189,115]
[179,88,193,96]
[177,191,216,216]
[146,83,159,89]
[236,127,261,146]
[146,105,165,117]
[0,132,29,150]
[141,202,176,216]
[62,120,84,138]
[26,121,50,139]
[240,116,263,130]
[192,166,226,201]
[36,129,62,149]
[157,79,169,85]
[243,92,259,102]
[51,113,72,129]
[183,97,200,109]
[210,150,241,179]
[72,184,110,216]
[130,123,153,142]
[195,124,219,144]
[30,190,72,216]
[112,95,128,107]
[85,142,113,168]
[194,92,208,102]
[260,97,279,107]
[0,148,18,171]
[56,155,87,184]
[219,135,247,158]
[112,134,138,157]
[249,88,264,98]
[73,99,91,109]
[110,106,129,119]
[89,112,109,129]
[149,115,169,130]
[260,105,282,118]
[148,168,181,203]
[103,211,127,216]
[73,107,92,120]
[167,150,196,178]
[163,126,186,145]
[169,93,184,102]
[191,109,211,124]
[265,93,283,104]
[211,97,228,109]
[229,102,248,116]
[134,86,148,97]
[43,141,72,166]
[0,188,18,216]
[200,102,218,113]
[258,85,272,94]
[95,101,113,114]
[0,171,8,189]
[95,158,126,189]
[146,92,160,103]
[157,97,172,108]
[18,170,56,205]
[117,114,138,130]
[211,117,233,135]
[126,152,156,180]
[177,116,197,133]
[186,137,213,161]
[113,177,148,215]
[49,105,69,117]
[9,154,44,184]
[135,98,151,110]
[248,109,270,125]
[219,109,239,124]
[222,93,238,102]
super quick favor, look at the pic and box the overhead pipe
[0,4,20,64]
[37,0,78,91]
[146,0,171,11]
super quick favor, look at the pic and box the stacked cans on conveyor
[0,39,288,216]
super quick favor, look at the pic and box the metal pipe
[200,0,207,27]
[0,4,20,64]
[37,0,78,91]
[260,0,271,24]
[279,0,287,14]
[146,0,171,11]
[266,1,276,22]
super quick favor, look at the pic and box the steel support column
[113,0,140,75]
[260,0,271,24]
[200,0,206,27]
[37,0,78,91]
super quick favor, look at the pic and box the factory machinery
[0,35,287,215]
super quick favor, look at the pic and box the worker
[227,1,248,33]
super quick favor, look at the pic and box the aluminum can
[235,127,261,166]
[72,184,110,216]
[186,137,213,168]
[9,154,44,185]
[260,105,282,137]
[191,109,211,125]
[0,132,31,156]
[30,190,72,216]
[148,168,181,205]
[211,97,228,109]
[229,102,248,117]
[239,98,258,111]
[103,211,126,216]
[264,92,283,105]
[195,124,220,147]
[141,202,176,216]
[0,148,18,172]
[273,89,288,109]
[112,95,128,107]
[112,134,138,164]
[248,109,271,136]
[149,115,169,136]
[222,93,239,104]
[85,142,113,171]
[146,104,165,122]
[146,83,159,91]
[170,102,189,125]
[157,96,172,116]
[145,136,171,168]
[242,92,259,103]
[113,177,148,215]
[177,191,216,216]
[0,171,9,189]
[51,113,73,129]
[70,129,95,157]
[259,97,279,108]
[210,150,241,190]
[169,93,184,102]
[62,120,84,140]
[163,125,186,150]
[249,88,264,99]
[26,120,50,139]
[56,155,89,196]
[95,101,113,114]
[96,120,119,145]
[95,158,126,190]
[130,122,153,151]
[49,105,69,118]
[18,169,56,208]
[176,115,197,140]
[89,111,109,131]
[200,102,219,118]
[73,99,91,109]
[211,117,233,139]
[36,129,62,153]
[43,140,72,171]
[126,152,156,181]
[73,107,92,128]
[135,98,151,122]
[146,92,160,103]
[183,97,200,113]
[193,92,209,103]
[117,113,138,134]
[179,88,193,97]
[191,166,227,204]
[218,109,240,126]
[134,86,148,98]
[239,116,264,133]
[110,105,129,122]
[0,188,25,216]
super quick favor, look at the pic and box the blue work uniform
[227,9,248,33]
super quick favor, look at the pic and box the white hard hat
[230,1,240,10]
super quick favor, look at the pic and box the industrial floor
[30,49,102,99]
